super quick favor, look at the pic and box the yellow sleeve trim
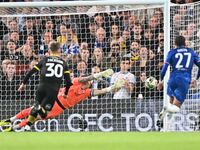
[64,71,70,74]
[34,66,40,71]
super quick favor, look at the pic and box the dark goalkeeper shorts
[35,83,59,111]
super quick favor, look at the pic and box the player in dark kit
[18,41,72,131]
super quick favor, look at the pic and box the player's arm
[157,51,171,90]
[78,75,94,83]
[92,78,125,96]
[18,60,43,91]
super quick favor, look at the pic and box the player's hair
[121,57,130,63]
[7,60,16,66]
[175,36,185,47]
[49,41,60,52]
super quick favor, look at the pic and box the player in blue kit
[157,36,200,129]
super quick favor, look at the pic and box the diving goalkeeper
[0,69,125,132]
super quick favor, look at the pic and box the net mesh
[168,2,200,131]
[0,3,171,132]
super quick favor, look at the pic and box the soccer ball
[145,76,158,89]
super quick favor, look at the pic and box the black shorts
[35,83,59,111]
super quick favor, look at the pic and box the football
[145,76,158,89]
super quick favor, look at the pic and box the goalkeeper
[0,69,125,132]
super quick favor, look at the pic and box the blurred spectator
[79,42,92,71]
[25,35,39,55]
[91,66,109,99]
[39,31,53,55]
[86,20,97,51]
[57,23,67,45]
[1,61,21,101]
[20,44,36,64]
[61,11,77,34]
[0,59,11,77]
[156,32,164,53]
[131,46,148,76]
[19,17,40,48]
[172,14,183,36]
[119,29,131,52]
[91,47,107,70]
[94,8,112,38]
[129,15,137,31]
[9,31,21,48]
[186,22,197,41]
[43,19,57,39]
[118,10,131,31]
[148,15,160,38]
[74,60,88,77]
[142,28,156,52]
[110,57,136,99]
[1,40,24,64]
[109,24,120,44]
[0,19,8,51]
[130,22,143,42]
[60,28,80,55]
[3,19,19,42]
[94,27,110,54]
[107,42,121,72]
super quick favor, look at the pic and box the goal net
[167,2,200,131]
[1,0,194,132]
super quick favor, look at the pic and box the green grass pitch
[0,132,200,150]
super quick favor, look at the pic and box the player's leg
[158,80,176,121]
[35,88,58,122]
[2,119,29,132]
[0,107,32,126]
[26,86,46,128]
[46,101,64,119]
[165,78,189,113]
[157,80,176,130]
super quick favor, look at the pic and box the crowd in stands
[0,0,198,104]
[0,0,199,3]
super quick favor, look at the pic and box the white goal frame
[0,0,170,132]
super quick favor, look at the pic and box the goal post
[0,0,173,132]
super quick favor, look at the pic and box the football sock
[166,104,180,113]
